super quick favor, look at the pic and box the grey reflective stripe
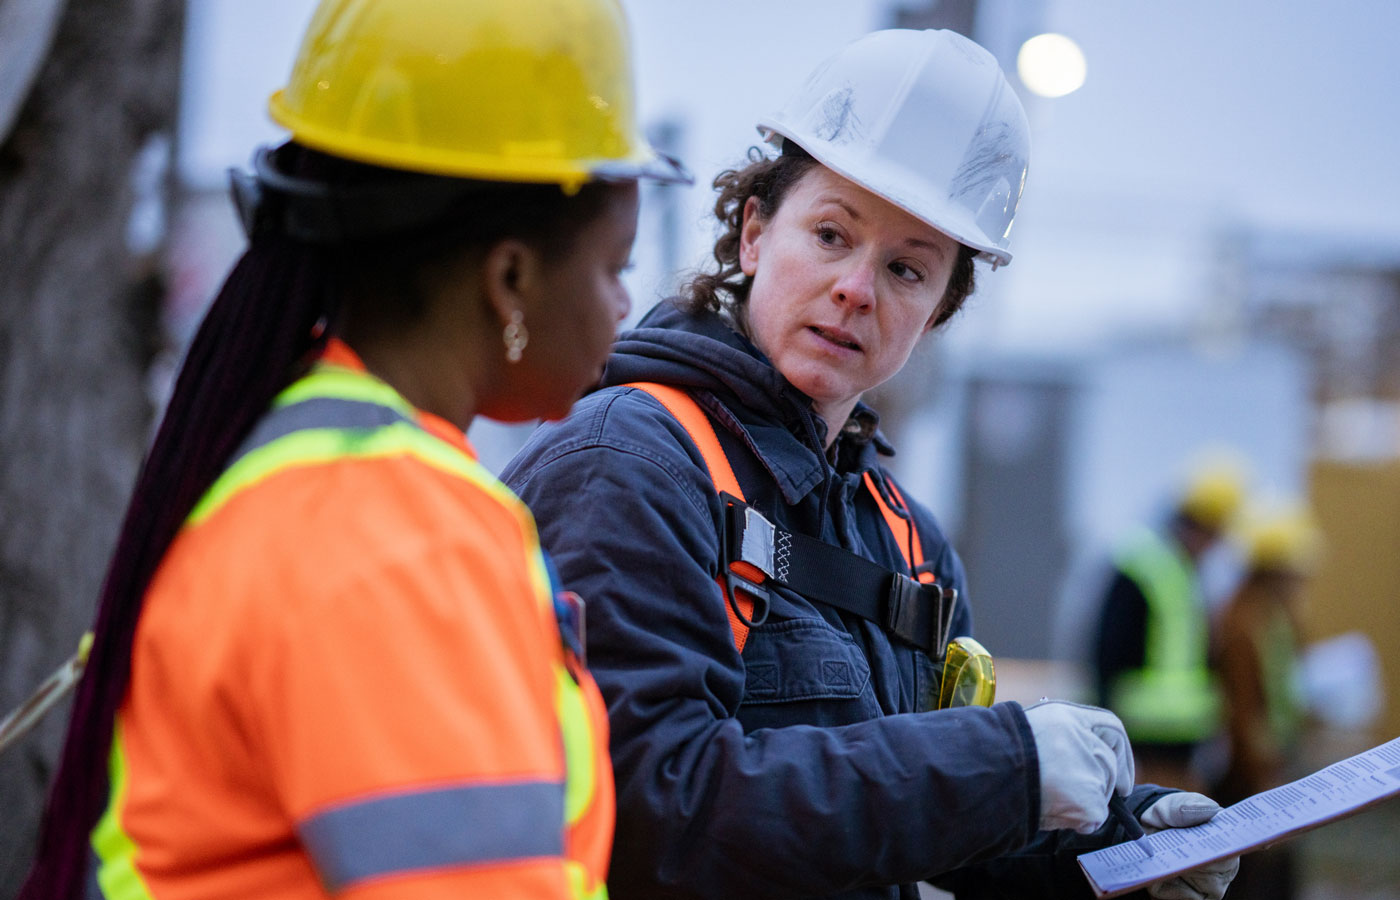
[299,780,566,892]
[228,396,411,467]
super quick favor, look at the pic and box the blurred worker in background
[506,28,1238,900]
[1211,502,1322,900]
[1092,459,1247,791]
[19,1,687,898]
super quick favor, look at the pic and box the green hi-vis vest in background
[1108,528,1222,744]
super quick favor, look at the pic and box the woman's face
[739,166,960,431]
[512,182,639,421]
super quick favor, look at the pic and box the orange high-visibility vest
[91,341,612,900]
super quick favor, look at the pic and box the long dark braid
[21,139,627,899]
[19,230,335,900]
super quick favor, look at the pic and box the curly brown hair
[677,144,978,332]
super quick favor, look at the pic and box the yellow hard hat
[1178,458,1248,531]
[1239,504,1323,573]
[267,0,689,188]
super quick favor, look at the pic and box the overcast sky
[179,0,1400,350]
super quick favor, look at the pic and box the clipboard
[1078,735,1400,898]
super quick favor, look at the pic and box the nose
[617,286,633,324]
[830,258,877,312]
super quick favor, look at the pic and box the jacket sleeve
[503,389,1041,899]
[932,785,1174,900]
[900,491,1171,898]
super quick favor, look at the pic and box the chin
[789,375,851,408]
[538,388,588,422]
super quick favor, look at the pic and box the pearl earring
[503,310,528,363]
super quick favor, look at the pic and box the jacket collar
[318,337,475,456]
[599,300,895,505]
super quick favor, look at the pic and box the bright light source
[1017,33,1086,98]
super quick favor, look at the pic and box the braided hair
[20,141,623,900]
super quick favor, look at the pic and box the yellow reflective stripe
[1110,669,1222,742]
[512,503,556,618]
[186,411,546,612]
[1111,529,1220,740]
[566,860,609,900]
[190,364,556,612]
[272,364,415,415]
[556,665,596,825]
[188,421,480,526]
[1116,529,1203,671]
[90,721,156,900]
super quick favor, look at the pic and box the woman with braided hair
[21,2,687,898]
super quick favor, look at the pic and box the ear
[738,195,765,277]
[481,238,541,327]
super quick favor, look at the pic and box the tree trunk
[0,0,184,891]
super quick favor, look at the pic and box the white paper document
[1078,735,1400,898]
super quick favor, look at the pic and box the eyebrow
[815,195,947,259]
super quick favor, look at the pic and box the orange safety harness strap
[627,382,959,656]
[864,472,934,583]
[627,382,758,651]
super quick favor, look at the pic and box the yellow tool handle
[0,632,93,755]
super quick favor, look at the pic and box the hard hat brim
[272,89,692,189]
[758,126,1013,268]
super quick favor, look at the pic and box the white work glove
[1141,792,1240,900]
[1023,700,1134,833]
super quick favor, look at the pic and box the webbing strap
[724,502,957,654]
[626,383,755,651]
[626,382,955,654]
[631,382,744,500]
[865,472,932,581]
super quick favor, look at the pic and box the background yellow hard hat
[1238,502,1323,574]
[1177,456,1249,531]
[268,0,688,188]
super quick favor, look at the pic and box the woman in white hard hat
[20,1,686,898]
[505,28,1237,900]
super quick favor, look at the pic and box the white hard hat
[758,29,1030,268]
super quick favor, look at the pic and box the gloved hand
[1023,700,1134,833]
[1140,792,1240,900]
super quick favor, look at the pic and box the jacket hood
[598,300,895,505]
[601,300,799,422]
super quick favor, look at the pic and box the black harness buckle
[725,568,771,627]
[718,492,770,628]
[886,573,935,652]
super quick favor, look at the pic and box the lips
[808,324,862,352]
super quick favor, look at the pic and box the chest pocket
[736,614,882,731]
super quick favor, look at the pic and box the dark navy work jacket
[503,302,1160,900]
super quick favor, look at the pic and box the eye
[815,223,846,247]
[889,260,925,283]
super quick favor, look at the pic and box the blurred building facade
[880,230,1400,737]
